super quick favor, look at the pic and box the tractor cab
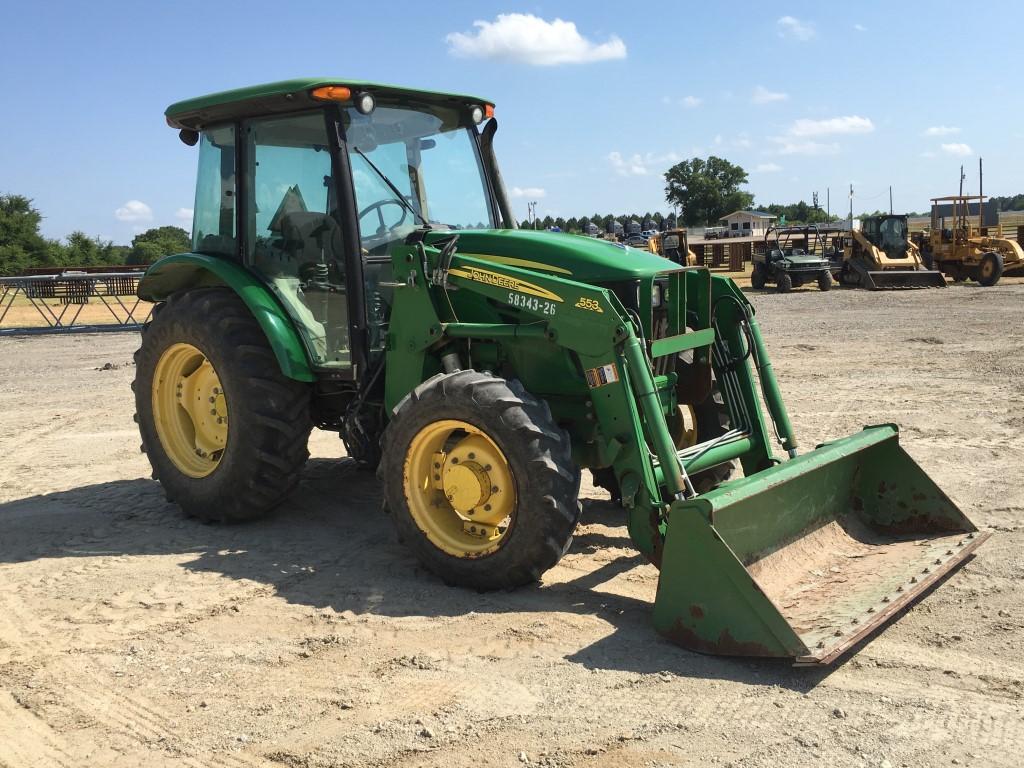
[169,81,511,377]
[860,214,912,260]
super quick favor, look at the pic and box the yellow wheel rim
[670,404,699,450]
[403,419,517,558]
[151,343,228,478]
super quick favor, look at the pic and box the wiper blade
[351,146,428,227]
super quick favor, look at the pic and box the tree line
[0,194,190,276]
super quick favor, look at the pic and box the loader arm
[385,239,985,663]
[385,241,786,559]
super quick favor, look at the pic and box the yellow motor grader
[917,195,1024,286]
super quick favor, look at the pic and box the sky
[2,0,1023,244]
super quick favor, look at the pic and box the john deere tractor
[135,79,987,663]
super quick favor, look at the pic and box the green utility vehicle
[135,79,986,663]
[751,226,833,292]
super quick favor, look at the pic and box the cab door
[242,111,352,373]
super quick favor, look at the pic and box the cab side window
[193,126,236,257]
[244,112,350,369]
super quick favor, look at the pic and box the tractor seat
[280,212,344,268]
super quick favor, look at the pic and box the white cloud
[509,186,547,198]
[752,85,788,104]
[853,23,867,32]
[777,16,815,41]
[755,162,783,173]
[175,207,194,221]
[942,142,973,157]
[920,151,936,158]
[608,151,649,176]
[114,200,153,222]
[771,138,840,156]
[681,95,702,108]
[446,14,626,66]
[788,115,875,137]
[924,125,960,136]
[607,150,682,177]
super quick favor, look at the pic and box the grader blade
[653,425,987,665]
[861,269,948,289]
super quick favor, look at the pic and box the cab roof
[165,78,492,131]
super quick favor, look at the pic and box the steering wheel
[358,199,409,238]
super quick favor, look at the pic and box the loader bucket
[861,269,947,289]
[653,425,987,665]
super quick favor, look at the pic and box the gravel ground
[1,279,1022,767]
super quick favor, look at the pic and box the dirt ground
[2,280,1023,768]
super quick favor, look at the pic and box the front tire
[379,370,582,590]
[977,252,1004,287]
[818,271,833,291]
[133,288,313,522]
[777,272,793,293]
[750,265,767,289]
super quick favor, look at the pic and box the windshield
[344,103,494,253]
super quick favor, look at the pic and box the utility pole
[889,185,893,215]
[959,165,965,197]
[979,157,984,231]
[528,201,538,229]
[849,183,853,225]
[827,187,830,220]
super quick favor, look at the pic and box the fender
[138,253,316,382]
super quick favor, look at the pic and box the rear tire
[818,271,833,291]
[977,252,1004,287]
[133,288,312,522]
[379,370,582,590]
[777,272,793,293]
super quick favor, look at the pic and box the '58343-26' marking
[507,291,557,315]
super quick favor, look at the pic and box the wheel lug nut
[484,504,492,512]
[484,464,491,471]
[491,485,498,493]
[209,396,216,403]
[468,452,475,460]
[451,458,459,464]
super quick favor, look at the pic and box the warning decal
[584,362,620,389]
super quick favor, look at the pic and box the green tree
[129,226,190,265]
[0,194,51,275]
[663,156,754,227]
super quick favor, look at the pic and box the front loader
[135,79,987,664]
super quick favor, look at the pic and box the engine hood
[426,229,675,283]
[782,254,830,268]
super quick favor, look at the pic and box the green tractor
[135,79,987,664]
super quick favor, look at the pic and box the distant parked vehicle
[703,226,727,240]
[625,234,649,248]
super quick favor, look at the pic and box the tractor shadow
[0,458,833,691]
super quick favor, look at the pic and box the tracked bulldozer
[835,215,947,289]
[134,78,987,664]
